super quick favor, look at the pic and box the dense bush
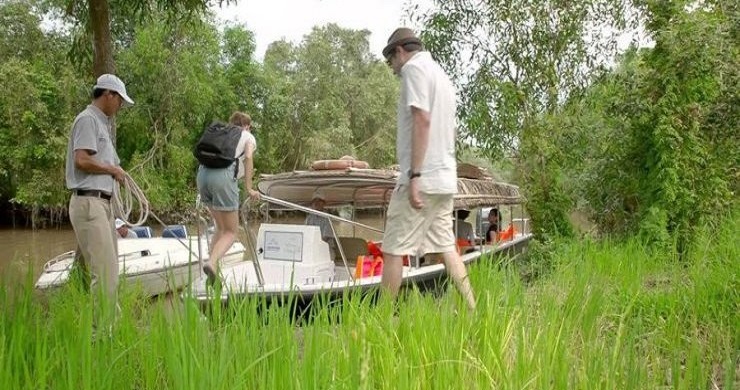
[0,4,398,226]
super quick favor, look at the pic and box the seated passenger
[305,191,337,257]
[485,208,502,243]
[115,218,138,239]
[454,209,476,242]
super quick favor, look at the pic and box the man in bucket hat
[380,28,476,311]
[65,74,134,328]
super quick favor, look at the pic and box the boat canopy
[455,178,523,208]
[258,168,398,209]
[257,167,523,210]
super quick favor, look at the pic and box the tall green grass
[2,211,737,389]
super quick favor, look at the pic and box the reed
[1,212,737,389]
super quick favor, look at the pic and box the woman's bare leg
[207,209,239,271]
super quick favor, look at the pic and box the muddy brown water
[0,227,78,283]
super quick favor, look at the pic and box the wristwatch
[408,170,421,180]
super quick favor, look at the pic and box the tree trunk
[88,0,117,144]
[88,0,114,77]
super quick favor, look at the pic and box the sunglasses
[385,52,395,66]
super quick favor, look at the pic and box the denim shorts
[196,164,239,211]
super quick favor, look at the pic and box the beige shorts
[381,185,456,256]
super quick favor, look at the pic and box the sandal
[202,264,218,286]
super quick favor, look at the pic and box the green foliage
[415,0,633,160]
[0,1,46,60]
[418,0,737,256]
[261,24,398,172]
[112,15,232,212]
[416,0,634,242]
[0,3,85,226]
[537,2,738,255]
[36,0,238,75]
[517,118,575,239]
[633,1,738,255]
[0,5,400,223]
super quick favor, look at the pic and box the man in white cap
[380,28,476,310]
[115,218,138,239]
[65,74,134,324]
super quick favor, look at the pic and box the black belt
[73,189,112,200]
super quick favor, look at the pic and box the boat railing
[42,248,161,273]
[42,250,76,271]
[258,195,384,234]
[238,206,264,286]
[242,194,386,285]
[512,218,530,234]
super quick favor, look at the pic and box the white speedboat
[35,232,245,296]
[186,167,532,307]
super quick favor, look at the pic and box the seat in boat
[162,224,187,238]
[131,226,153,238]
[334,236,368,266]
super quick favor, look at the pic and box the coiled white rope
[111,173,149,227]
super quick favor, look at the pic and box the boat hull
[35,237,245,296]
[186,234,532,309]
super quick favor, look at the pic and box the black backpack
[193,122,243,169]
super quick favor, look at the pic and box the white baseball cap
[115,218,126,229]
[94,74,134,107]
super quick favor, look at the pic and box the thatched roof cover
[258,167,523,208]
[455,178,522,207]
[258,169,397,208]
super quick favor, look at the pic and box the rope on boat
[111,172,149,227]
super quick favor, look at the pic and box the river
[0,227,78,282]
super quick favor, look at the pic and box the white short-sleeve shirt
[396,51,458,194]
[234,130,256,180]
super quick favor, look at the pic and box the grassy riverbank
[2,213,737,389]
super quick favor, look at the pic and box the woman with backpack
[196,111,259,285]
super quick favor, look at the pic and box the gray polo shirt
[65,105,120,192]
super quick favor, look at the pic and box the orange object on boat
[367,241,383,256]
[456,238,473,254]
[363,241,408,266]
[354,255,383,278]
[496,225,516,241]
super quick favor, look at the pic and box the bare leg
[380,253,404,298]
[207,208,222,257]
[441,251,476,311]
[207,209,239,270]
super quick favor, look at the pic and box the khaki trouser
[69,195,119,318]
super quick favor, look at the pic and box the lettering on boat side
[263,231,304,262]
